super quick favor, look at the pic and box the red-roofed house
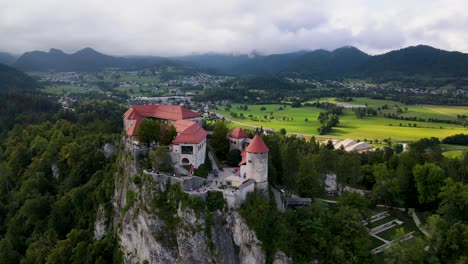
[123,105,206,168]
[228,127,250,151]
[171,120,207,168]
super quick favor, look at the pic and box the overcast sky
[1,0,468,56]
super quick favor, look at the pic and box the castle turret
[228,127,249,151]
[245,135,269,191]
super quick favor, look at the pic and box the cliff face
[111,148,274,264]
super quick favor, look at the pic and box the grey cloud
[1,0,468,56]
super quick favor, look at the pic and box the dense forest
[238,132,467,263]
[0,97,125,263]
[0,64,38,93]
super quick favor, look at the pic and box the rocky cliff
[109,147,287,264]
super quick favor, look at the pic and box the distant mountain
[177,47,370,77]
[0,52,18,65]
[230,51,309,75]
[178,45,468,78]
[362,45,468,77]
[12,45,468,78]
[13,48,172,72]
[175,51,308,75]
[0,63,38,93]
[174,53,250,73]
[286,46,369,77]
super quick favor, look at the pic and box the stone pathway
[371,233,389,244]
[271,187,285,212]
[409,208,429,237]
[315,198,337,204]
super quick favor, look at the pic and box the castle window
[181,145,193,154]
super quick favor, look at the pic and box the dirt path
[421,105,457,117]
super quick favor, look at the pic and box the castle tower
[245,134,269,191]
[228,127,248,151]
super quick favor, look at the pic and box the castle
[123,105,207,168]
[123,106,270,207]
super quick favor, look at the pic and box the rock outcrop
[94,204,107,240]
[111,144,287,263]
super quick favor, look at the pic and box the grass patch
[443,150,464,159]
[367,217,392,229]
[377,226,399,241]
[371,236,385,249]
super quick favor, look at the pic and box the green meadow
[216,99,467,141]
[101,73,161,83]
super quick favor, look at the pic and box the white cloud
[1,0,468,56]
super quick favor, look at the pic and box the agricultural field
[100,73,161,83]
[215,98,468,141]
[113,86,162,97]
[217,103,323,133]
[40,85,104,95]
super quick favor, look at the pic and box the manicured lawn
[216,102,468,141]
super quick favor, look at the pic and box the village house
[123,105,207,168]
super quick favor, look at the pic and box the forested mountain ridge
[0,52,18,65]
[10,45,468,78]
[13,48,173,72]
[176,45,468,78]
[363,45,468,77]
[0,63,38,93]
[285,46,370,77]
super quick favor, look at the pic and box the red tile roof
[172,120,207,144]
[127,121,139,136]
[229,127,248,139]
[124,105,202,136]
[126,105,202,121]
[246,135,269,153]
[239,151,247,166]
